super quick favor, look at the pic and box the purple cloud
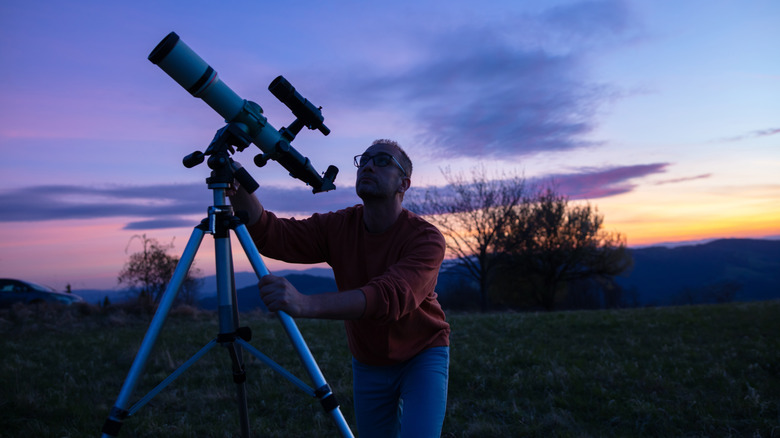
[0,184,206,223]
[2,161,669,227]
[718,127,780,143]
[534,163,670,199]
[541,0,634,46]
[123,218,199,230]
[654,174,712,185]
[331,1,635,159]
[406,162,671,217]
[0,183,360,228]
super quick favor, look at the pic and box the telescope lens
[148,32,180,65]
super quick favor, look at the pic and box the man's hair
[371,139,413,178]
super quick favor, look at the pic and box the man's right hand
[227,182,264,226]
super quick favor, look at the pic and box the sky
[1,0,778,291]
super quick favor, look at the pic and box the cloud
[541,0,634,46]
[123,218,198,230]
[654,173,712,185]
[407,161,670,217]
[0,183,361,227]
[333,1,635,159]
[1,159,672,228]
[535,163,670,199]
[1,162,666,225]
[717,127,780,143]
[0,184,205,223]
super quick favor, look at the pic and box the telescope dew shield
[149,32,244,122]
[147,32,281,161]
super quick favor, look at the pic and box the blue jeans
[352,347,449,438]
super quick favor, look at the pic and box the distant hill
[74,289,134,305]
[615,238,780,305]
[198,273,337,312]
[198,268,334,297]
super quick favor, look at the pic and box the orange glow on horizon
[615,221,780,247]
[596,186,780,246]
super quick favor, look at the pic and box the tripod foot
[101,406,129,437]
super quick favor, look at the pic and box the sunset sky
[1,0,778,291]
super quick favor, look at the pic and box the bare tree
[407,165,527,312]
[500,188,632,311]
[118,234,201,307]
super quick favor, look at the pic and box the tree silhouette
[118,234,201,307]
[499,187,632,311]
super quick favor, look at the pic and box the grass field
[1,300,778,437]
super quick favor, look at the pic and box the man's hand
[259,274,367,320]
[227,181,264,226]
[258,275,309,317]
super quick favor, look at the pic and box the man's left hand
[258,275,308,317]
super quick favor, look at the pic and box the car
[0,278,85,308]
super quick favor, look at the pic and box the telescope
[148,32,337,193]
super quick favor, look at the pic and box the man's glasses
[353,153,407,176]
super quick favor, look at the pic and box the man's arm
[259,275,366,319]
[228,184,264,226]
[359,225,446,323]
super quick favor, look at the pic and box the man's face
[355,144,408,201]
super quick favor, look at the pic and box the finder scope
[269,76,330,136]
[148,32,336,193]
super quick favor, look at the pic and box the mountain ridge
[614,238,780,305]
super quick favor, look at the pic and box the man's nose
[361,158,377,171]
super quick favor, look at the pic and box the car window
[0,280,22,292]
[0,280,53,293]
[26,282,53,292]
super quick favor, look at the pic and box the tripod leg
[102,226,206,438]
[214,228,251,438]
[225,340,250,437]
[233,224,355,438]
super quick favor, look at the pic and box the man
[229,139,450,437]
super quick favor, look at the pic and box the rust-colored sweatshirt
[249,205,450,366]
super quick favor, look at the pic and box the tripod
[101,128,354,438]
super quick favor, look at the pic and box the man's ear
[398,177,411,193]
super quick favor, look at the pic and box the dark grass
[1,300,778,437]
